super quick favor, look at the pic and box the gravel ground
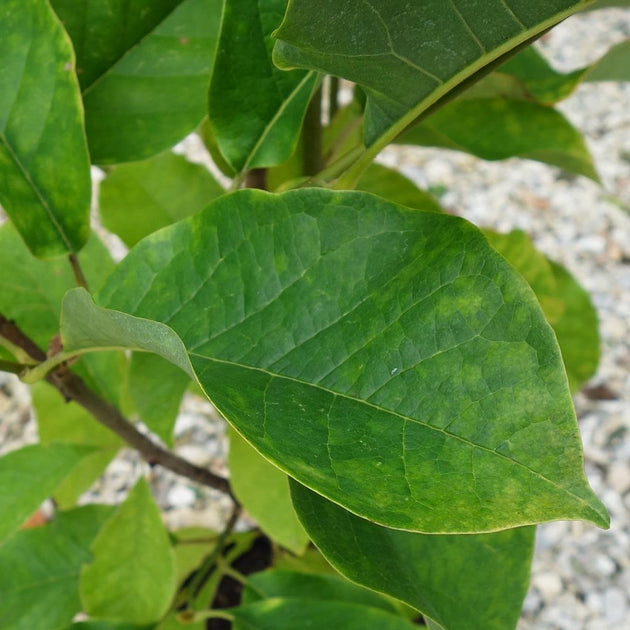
[1,7,629,629]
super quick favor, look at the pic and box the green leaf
[128,353,190,446]
[241,570,403,615]
[0,0,91,258]
[291,481,535,630]
[0,444,94,546]
[356,164,443,212]
[68,189,606,532]
[55,0,222,164]
[172,527,218,586]
[228,598,418,630]
[229,429,309,554]
[67,623,151,630]
[274,0,592,172]
[397,98,598,181]
[0,505,114,630]
[32,383,122,508]
[80,478,176,624]
[99,151,224,248]
[585,40,630,83]
[208,0,319,173]
[485,229,600,392]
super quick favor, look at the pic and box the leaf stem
[0,313,235,499]
[0,359,28,375]
[68,253,90,291]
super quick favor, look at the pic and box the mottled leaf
[0,444,93,546]
[0,505,114,630]
[291,481,535,630]
[229,429,309,554]
[80,479,176,624]
[0,0,90,257]
[397,98,598,180]
[208,0,319,173]
[66,189,607,533]
[99,151,223,247]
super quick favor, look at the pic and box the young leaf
[0,0,91,258]
[52,0,222,163]
[82,189,606,533]
[290,481,535,630]
[80,478,176,624]
[0,444,94,546]
[273,0,593,180]
[32,383,122,508]
[229,429,309,554]
[99,152,224,248]
[396,98,598,181]
[208,0,319,173]
[0,505,114,630]
[228,598,418,630]
[485,229,600,392]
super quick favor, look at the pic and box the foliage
[0,0,626,628]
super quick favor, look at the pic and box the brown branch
[0,314,235,500]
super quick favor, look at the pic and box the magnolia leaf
[397,98,598,181]
[274,0,592,157]
[229,429,309,554]
[228,598,417,630]
[584,40,630,83]
[485,229,599,392]
[32,383,122,508]
[99,151,223,247]
[80,478,176,624]
[0,0,90,258]
[291,481,534,630]
[66,188,608,533]
[208,0,319,173]
[52,0,222,163]
[0,505,114,630]
[0,444,94,546]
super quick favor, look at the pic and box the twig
[68,253,90,291]
[0,314,235,499]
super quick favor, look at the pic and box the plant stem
[302,86,323,176]
[0,314,235,499]
[216,557,267,599]
[0,335,37,365]
[0,359,27,375]
[68,253,90,291]
[328,76,339,122]
[245,168,267,190]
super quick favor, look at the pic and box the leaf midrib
[189,351,597,516]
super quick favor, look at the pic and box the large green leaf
[0,0,91,258]
[229,429,309,554]
[396,98,598,181]
[0,505,114,630]
[273,0,592,175]
[53,0,222,163]
[485,230,599,392]
[208,0,319,173]
[99,151,223,248]
[80,478,176,624]
[59,189,606,533]
[291,481,534,630]
[32,383,122,508]
[228,598,417,629]
[0,444,93,546]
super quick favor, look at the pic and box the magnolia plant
[0,1,628,629]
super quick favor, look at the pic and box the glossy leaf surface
[486,229,599,391]
[62,0,222,163]
[291,481,535,630]
[99,151,223,247]
[397,98,598,180]
[80,479,176,624]
[0,0,90,257]
[229,598,417,630]
[78,189,608,533]
[33,383,122,507]
[274,0,591,151]
[0,506,114,630]
[229,429,309,554]
[208,0,319,172]
[0,444,93,546]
